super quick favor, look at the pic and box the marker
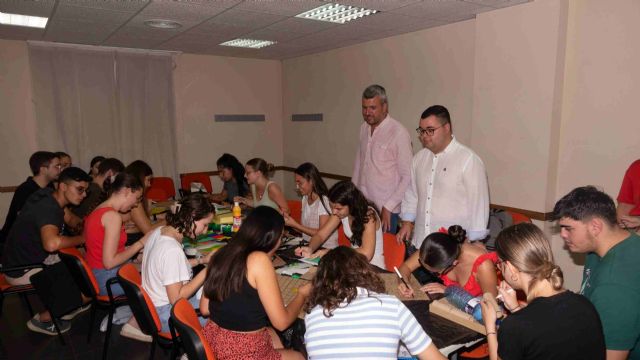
[394,266,419,299]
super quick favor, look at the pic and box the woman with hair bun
[481,222,605,360]
[234,158,289,215]
[396,225,498,298]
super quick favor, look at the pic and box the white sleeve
[463,154,490,241]
[400,155,419,222]
[398,300,432,355]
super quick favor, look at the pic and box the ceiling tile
[233,0,325,16]
[0,24,43,40]
[338,0,422,12]
[462,0,530,9]
[0,0,55,17]
[204,8,287,28]
[53,4,137,23]
[389,0,491,20]
[258,17,338,35]
[133,1,228,22]
[57,0,149,13]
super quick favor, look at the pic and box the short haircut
[552,186,618,227]
[362,84,388,105]
[421,105,451,128]
[29,151,58,175]
[97,158,125,176]
[58,167,92,184]
[55,151,70,159]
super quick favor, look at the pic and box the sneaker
[27,315,71,336]
[61,303,92,320]
[120,323,152,343]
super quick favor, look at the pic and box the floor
[0,294,173,360]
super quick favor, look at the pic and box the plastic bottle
[444,285,485,323]
[232,201,242,232]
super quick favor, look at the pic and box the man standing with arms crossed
[352,84,413,233]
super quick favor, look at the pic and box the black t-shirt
[0,177,42,242]
[498,291,606,360]
[1,188,64,277]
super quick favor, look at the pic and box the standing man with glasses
[1,167,90,335]
[352,84,413,234]
[0,151,62,248]
[398,105,490,255]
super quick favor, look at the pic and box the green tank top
[251,182,280,211]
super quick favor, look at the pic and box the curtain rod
[27,40,181,56]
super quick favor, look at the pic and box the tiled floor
[0,294,173,360]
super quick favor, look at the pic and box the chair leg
[102,303,115,360]
[149,337,157,360]
[0,293,4,317]
[51,317,66,346]
[21,293,34,317]
[87,300,97,343]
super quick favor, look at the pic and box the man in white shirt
[397,105,490,249]
[352,84,413,233]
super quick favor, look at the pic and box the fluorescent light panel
[0,11,48,29]
[296,3,378,24]
[219,39,276,49]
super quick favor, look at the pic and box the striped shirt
[305,287,433,359]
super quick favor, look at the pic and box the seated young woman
[234,158,289,215]
[481,223,605,360]
[211,153,249,203]
[397,225,498,298]
[283,163,338,248]
[139,193,214,333]
[305,246,445,360]
[200,206,310,360]
[121,160,162,245]
[295,180,385,269]
[88,155,105,178]
[84,172,147,297]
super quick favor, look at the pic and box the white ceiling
[0,0,530,59]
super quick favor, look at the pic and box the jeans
[387,212,400,234]
[155,294,206,333]
[92,267,125,297]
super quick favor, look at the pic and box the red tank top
[84,207,126,269]
[441,252,498,297]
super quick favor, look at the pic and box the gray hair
[362,84,388,105]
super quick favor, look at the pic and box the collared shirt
[352,115,413,213]
[401,137,489,246]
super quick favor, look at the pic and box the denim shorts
[155,294,207,333]
[92,267,125,297]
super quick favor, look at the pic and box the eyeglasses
[416,125,443,136]
[74,186,87,194]
[419,258,456,277]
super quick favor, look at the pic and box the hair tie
[170,202,181,214]
[438,227,448,234]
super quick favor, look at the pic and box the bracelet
[486,331,497,336]
[509,305,521,312]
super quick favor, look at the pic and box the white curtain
[27,42,178,178]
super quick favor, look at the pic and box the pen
[394,266,421,299]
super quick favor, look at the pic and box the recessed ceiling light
[219,39,277,49]
[0,11,48,29]
[296,3,378,24]
[144,19,182,29]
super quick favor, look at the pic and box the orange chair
[287,199,302,223]
[117,264,175,359]
[508,210,532,224]
[146,187,169,202]
[0,264,41,318]
[180,173,213,194]
[59,247,127,360]
[383,233,405,271]
[148,177,176,200]
[170,298,215,360]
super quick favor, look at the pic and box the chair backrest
[59,247,100,298]
[146,187,169,202]
[180,173,213,193]
[382,233,405,271]
[287,199,302,223]
[508,211,532,225]
[337,225,350,247]
[150,177,176,199]
[171,298,215,360]
[117,264,162,336]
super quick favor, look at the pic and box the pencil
[394,266,422,299]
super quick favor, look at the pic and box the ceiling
[0,0,530,60]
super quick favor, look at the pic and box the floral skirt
[202,321,282,360]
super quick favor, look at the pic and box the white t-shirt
[341,208,385,269]
[141,227,193,307]
[301,195,338,249]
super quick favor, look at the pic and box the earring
[511,274,518,282]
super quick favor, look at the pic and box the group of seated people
[1,150,639,360]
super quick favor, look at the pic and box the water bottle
[232,201,242,233]
[444,285,485,323]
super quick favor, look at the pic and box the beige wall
[173,53,284,190]
[0,40,39,222]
